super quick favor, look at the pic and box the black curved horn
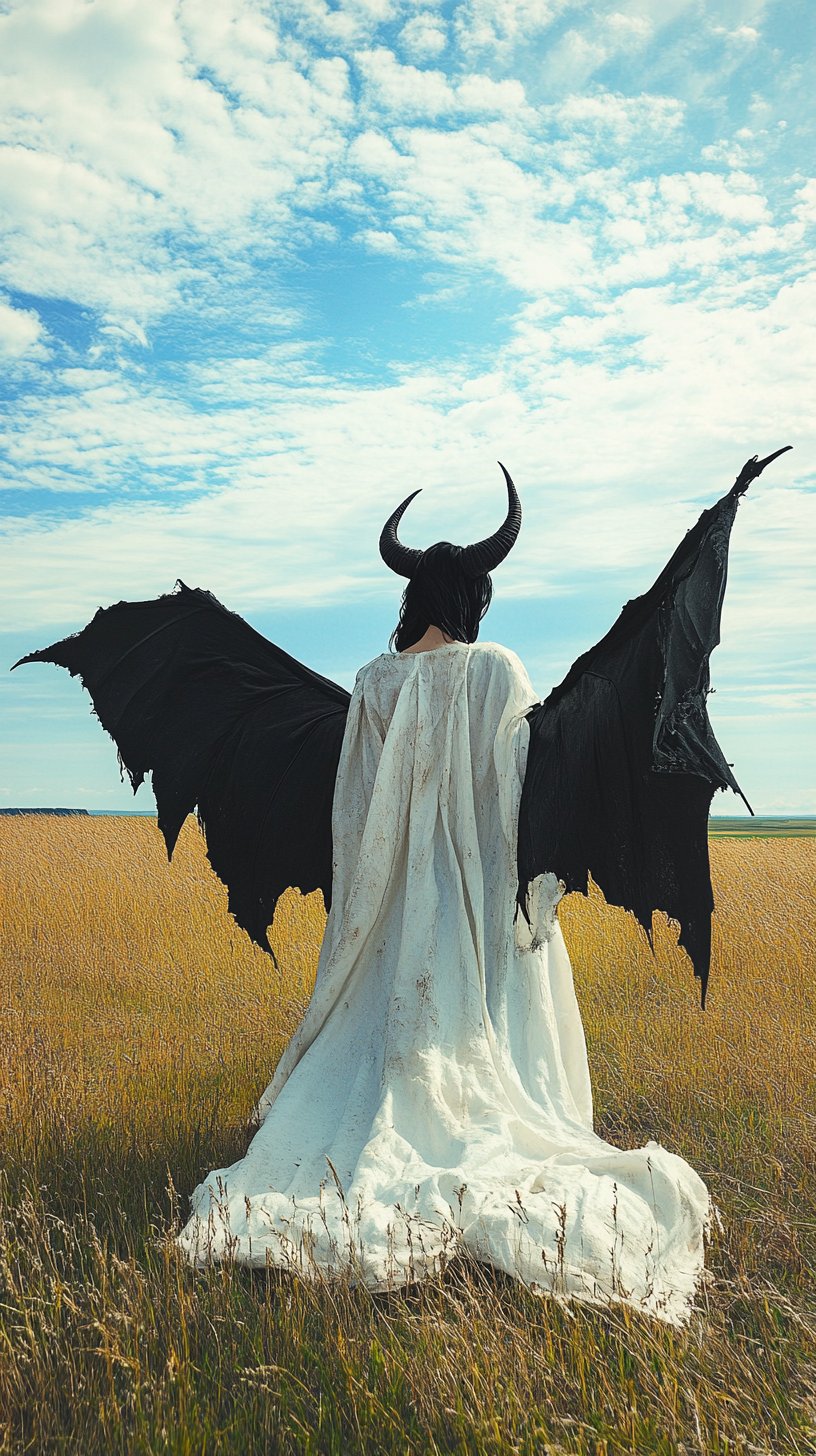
[460,464,522,577]
[379,489,424,578]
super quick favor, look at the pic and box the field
[0,817,814,1455]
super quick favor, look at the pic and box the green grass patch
[709,817,816,838]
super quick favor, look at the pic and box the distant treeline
[709,817,816,838]
[0,809,156,817]
[0,808,90,816]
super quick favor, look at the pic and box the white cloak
[179,642,711,1324]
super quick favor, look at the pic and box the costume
[15,449,789,1322]
[178,641,709,1323]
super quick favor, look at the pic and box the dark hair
[390,542,493,652]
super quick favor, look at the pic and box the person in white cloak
[178,474,712,1327]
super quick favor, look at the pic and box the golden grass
[0,816,814,1454]
[0,817,321,1191]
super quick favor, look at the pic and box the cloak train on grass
[15,447,790,1322]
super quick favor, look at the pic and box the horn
[460,464,522,577]
[379,489,424,578]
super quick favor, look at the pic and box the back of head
[380,464,522,654]
[390,544,493,652]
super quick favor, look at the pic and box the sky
[1,0,814,814]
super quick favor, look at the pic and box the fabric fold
[179,641,710,1325]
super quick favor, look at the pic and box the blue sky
[1,0,814,813]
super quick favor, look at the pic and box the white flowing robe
[179,641,711,1324]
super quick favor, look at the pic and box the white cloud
[454,0,572,57]
[542,29,609,92]
[712,24,759,42]
[356,46,529,120]
[100,317,149,348]
[793,178,816,226]
[0,0,355,324]
[356,48,454,115]
[357,226,407,253]
[605,11,653,45]
[399,12,447,61]
[3,275,812,647]
[1,1,805,339]
[0,297,46,358]
[553,91,685,145]
[341,94,806,309]
[542,8,658,93]
[347,123,595,293]
[666,170,770,225]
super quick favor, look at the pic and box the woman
[177,475,712,1326]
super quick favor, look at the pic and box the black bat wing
[517,449,790,1004]
[14,581,351,952]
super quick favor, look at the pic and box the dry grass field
[0,815,814,1455]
